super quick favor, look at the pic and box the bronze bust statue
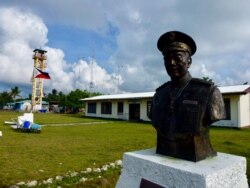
[149,31,226,162]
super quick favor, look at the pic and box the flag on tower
[34,68,51,79]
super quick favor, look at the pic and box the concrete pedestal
[116,148,248,188]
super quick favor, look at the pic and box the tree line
[0,86,101,112]
[0,86,22,108]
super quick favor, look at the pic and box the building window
[101,102,112,114]
[147,100,152,117]
[117,102,124,114]
[88,103,96,114]
[224,98,231,120]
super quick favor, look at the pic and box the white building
[216,85,250,128]
[81,85,250,128]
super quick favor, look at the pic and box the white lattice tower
[31,49,47,111]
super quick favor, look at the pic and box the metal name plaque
[140,178,165,188]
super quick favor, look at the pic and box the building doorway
[129,104,140,121]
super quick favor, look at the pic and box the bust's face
[163,51,191,80]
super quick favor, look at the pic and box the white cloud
[1,0,250,95]
[0,7,120,95]
[0,7,47,88]
[0,7,48,47]
[103,0,250,89]
[44,47,75,92]
[68,58,121,94]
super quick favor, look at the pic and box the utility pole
[115,65,123,93]
[89,55,94,91]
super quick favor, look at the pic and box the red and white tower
[31,49,48,111]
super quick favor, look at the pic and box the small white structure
[14,100,49,112]
[17,113,34,126]
[81,85,250,128]
[116,148,248,188]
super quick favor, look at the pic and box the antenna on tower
[89,47,95,91]
[77,67,80,89]
[77,57,86,90]
[115,65,123,93]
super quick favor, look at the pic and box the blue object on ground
[19,121,41,133]
[31,123,41,130]
[23,121,31,129]
[39,109,47,113]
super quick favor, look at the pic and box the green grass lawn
[0,111,249,187]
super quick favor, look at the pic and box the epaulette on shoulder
[156,82,170,91]
[191,78,214,86]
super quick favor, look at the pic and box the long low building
[81,85,250,128]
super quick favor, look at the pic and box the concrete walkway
[41,121,111,126]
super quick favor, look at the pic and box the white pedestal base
[116,148,248,188]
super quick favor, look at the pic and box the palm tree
[202,77,213,83]
[10,86,21,101]
[0,91,13,108]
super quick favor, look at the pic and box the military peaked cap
[157,31,196,56]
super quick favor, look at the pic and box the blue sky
[1,1,250,97]
[47,23,118,67]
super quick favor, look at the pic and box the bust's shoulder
[155,82,171,91]
[190,78,214,86]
